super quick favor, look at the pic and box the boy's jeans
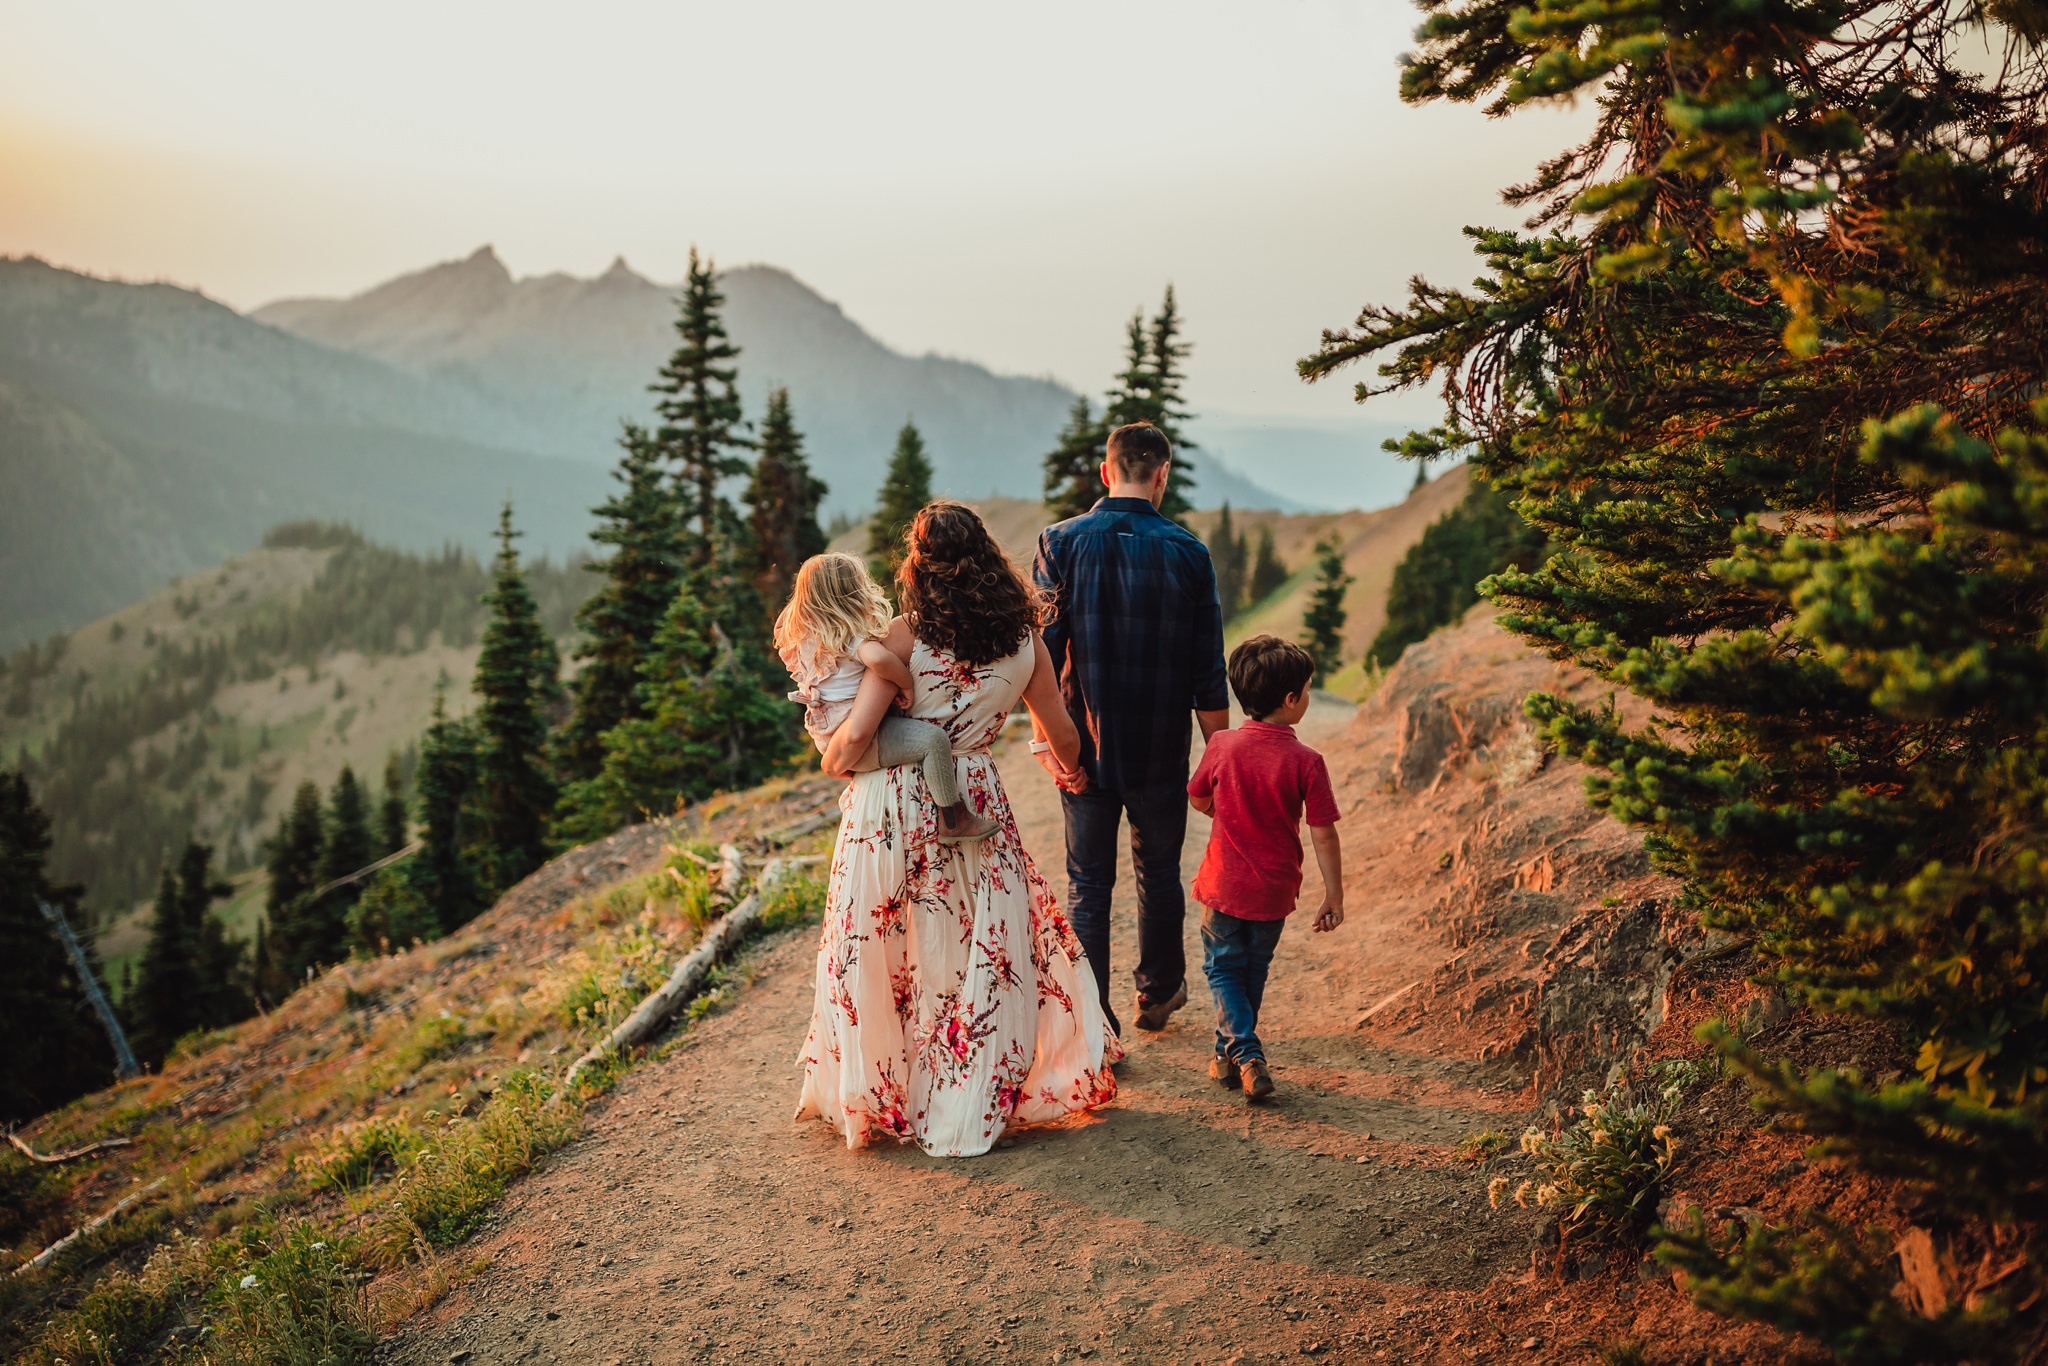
[1200,907,1288,1065]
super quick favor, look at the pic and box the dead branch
[13,1177,165,1275]
[6,1131,133,1164]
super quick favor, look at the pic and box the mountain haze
[255,246,1302,516]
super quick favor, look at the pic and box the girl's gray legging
[874,716,962,807]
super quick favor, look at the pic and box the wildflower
[1651,1124,1672,1141]
[310,1241,326,1251]
[1487,1176,1510,1208]
[1512,1180,1534,1208]
[239,1274,260,1290]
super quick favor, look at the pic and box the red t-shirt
[1187,720,1342,921]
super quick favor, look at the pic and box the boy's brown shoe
[1209,1054,1240,1087]
[1133,984,1187,1031]
[1240,1058,1275,1101]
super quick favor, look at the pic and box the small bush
[296,1114,425,1192]
[759,872,827,935]
[1490,1085,1678,1243]
[27,1235,199,1364]
[376,1070,577,1258]
[346,868,442,957]
[1455,1129,1509,1164]
[209,1222,374,1365]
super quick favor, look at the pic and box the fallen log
[558,858,796,1093]
[14,1177,165,1275]
[7,1131,133,1164]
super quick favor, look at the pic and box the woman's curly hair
[896,500,1044,667]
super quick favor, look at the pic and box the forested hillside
[0,524,591,973]
[0,257,606,651]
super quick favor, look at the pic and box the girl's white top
[781,637,868,744]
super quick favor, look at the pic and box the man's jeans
[1061,778,1190,1035]
[1200,907,1287,1065]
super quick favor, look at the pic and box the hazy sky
[0,1,1583,426]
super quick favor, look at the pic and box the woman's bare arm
[1021,632,1084,788]
[819,618,916,778]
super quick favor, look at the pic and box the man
[1032,421,1230,1036]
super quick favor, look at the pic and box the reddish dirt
[382,617,1829,1365]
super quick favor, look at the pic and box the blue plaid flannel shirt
[1033,497,1230,792]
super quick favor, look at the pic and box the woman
[794,501,1122,1157]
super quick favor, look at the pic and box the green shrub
[1455,1129,1509,1164]
[295,1115,425,1192]
[345,868,442,957]
[27,1235,198,1364]
[758,872,827,935]
[1491,1085,1677,1243]
[384,1013,468,1077]
[377,1070,576,1257]
[209,1223,374,1365]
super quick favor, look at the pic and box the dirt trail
[384,621,1776,1365]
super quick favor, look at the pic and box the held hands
[1032,746,1089,793]
[1311,899,1345,933]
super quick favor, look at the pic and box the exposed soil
[380,617,1832,1365]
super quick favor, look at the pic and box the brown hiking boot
[1132,984,1187,1031]
[934,803,998,844]
[1241,1058,1275,1101]
[1209,1054,1240,1088]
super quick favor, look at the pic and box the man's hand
[1311,899,1344,933]
[1034,746,1088,793]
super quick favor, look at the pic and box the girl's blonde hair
[774,552,891,671]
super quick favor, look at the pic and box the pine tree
[557,424,683,783]
[0,770,110,1119]
[411,690,481,933]
[652,247,750,568]
[377,751,408,857]
[1103,287,1198,520]
[307,764,373,942]
[1304,2,2048,1347]
[1368,480,1546,667]
[745,387,829,613]
[472,502,560,895]
[128,841,246,1066]
[1042,396,1108,523]
[868,421,934,585]
[1298,536,1351,683]
[1247,527,1288,606]
[554,576,790,842]
[263,780,328,987]
[1209,504,1249,621]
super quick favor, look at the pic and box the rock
[1531,1217,1560,1249]
[449,1353,471,1364]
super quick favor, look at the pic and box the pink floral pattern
[796,639,1122,1157]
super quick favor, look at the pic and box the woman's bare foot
[935,802,998,844]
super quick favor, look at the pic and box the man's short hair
[1227,635,1316,719]
[1105,422,1172,482]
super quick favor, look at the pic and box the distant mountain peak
[598,255,648,287]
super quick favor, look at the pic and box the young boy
[1186,635,1344,1101]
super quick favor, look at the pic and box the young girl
[775,552,997,843]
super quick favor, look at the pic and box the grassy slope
[0,545,482,979]
[0,776,838,1361]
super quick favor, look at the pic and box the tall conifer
[745,387,829,613]
[377,752,408,857]
[1298,536,1351,683]
[0,770,110,1118]
[1104,287,1198,520]
[1307,0,2048,1344]
[1247,527,1288,606]
[128,841,245,1065]
[472,502,560,894]
[264,780,327,987]
[653,248,750,568]
[868,421,934,586]
[558,424,683,783]
[411,691,481,932]
[1209,504,1248,621]
[1042,396,1107,523]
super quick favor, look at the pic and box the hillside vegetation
[0,525,592,979]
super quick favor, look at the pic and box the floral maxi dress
[795,637,1123,1157]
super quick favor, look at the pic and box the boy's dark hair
[1105,422,1172,482]
[1228,635,1316,719]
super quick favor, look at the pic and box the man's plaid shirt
[1033,497,1229,792]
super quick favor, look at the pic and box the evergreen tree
[867,421,934,586]
[377,751,408,857]
[411,691,482,933]
[1305,1,2048,1348]
[558,424,683,783]
[0,770,110,1119]
[1298,536,1351,683]
[263,780,328,988]
[472,502,560,895]
[1208,503,1249,621]
[745,387,829,613]
[652,247,750,567]
[554,577,790,842]
[308,763,373,940]
[128,841,246,1066]
[1368,480,1546,667]
[1103,287,1198,520]
[1247,526,1288,606]
[1042,396,1108,522]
